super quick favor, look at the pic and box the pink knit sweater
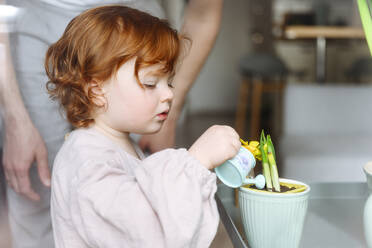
[51,127,219,247]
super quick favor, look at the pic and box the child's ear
[87,80,106,107]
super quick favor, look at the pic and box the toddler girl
[46,5,240,248]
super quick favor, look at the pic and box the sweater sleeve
[69,148,219,248]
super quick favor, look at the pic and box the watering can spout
[244,174,266,190]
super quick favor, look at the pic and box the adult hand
[0,24,50,201]
[139,118,177,153]
[2,119,50,201]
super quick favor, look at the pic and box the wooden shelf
[284,25,365,39]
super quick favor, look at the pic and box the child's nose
[161,85,174,103]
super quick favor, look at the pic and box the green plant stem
[267,135,280,192]
[260,131,272,191]
[262,161,272,191]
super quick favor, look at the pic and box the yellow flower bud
[249,141,260,148]
[240,138,249,146]
[242,143,262,161]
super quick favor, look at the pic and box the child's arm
[66,152,214,246]
[134,149,219,247]
[66,125,239,247]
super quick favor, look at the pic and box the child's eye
[143,81,156,89]
[168,82,174,88]
[144,84,156,89]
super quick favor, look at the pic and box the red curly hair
[45,5,185,128]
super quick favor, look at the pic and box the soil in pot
[242,182,307,194]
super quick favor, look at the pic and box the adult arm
[139,0,224,152]
[0,4,50,201]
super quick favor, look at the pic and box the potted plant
[238,130,311,248]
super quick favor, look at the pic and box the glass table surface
[216,182,369,248]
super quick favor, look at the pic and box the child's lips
[157,111,168,120]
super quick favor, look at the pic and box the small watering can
[214,147,265,189]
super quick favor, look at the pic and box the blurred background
[173,0,372,184]
[2,0,372,247]
[172,0,368,113]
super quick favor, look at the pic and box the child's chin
[143,130,160,135]
[141,127,162,135]
[134,123,164,135]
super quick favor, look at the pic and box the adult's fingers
[16,170,40,201]
[35,148,50,187]
[4,168,19,193]
[5,161,40,201]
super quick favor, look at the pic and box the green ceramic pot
[239,178,310,248]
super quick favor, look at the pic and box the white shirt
[39,0,165,17]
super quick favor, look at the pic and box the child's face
[96,58,174,134]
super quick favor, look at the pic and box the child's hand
[188,125,240,170]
